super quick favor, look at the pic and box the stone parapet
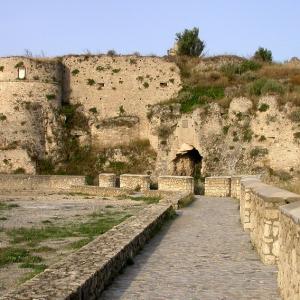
[278,202,300,299]
[120,174,150,191]
[98,173,116,187]
[70,185,132,197]
[204,176,231,197]
[158,175,194,193]
[0,174,86,191]
[0,197,186,300]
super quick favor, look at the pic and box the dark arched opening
[172,146,202,177]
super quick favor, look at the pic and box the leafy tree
[254,47,273,62]
[176,27,205,57]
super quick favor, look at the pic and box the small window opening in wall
[160,82,168,87]
[98,83,105,87]
[18,67,26,80]
[182,119,188,128]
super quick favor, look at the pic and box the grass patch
[46,94,56,100]
[67,238,92,250]
[0,202,19,211]
[129,196,161,204]
[7,211,131,246]
[178,85,224,113]
[0,247,42,268]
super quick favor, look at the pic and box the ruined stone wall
[62,55,181,147]
[0,57,63,174]
[0,174,86,191]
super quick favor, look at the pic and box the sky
[1,0,299,62]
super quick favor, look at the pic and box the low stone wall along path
[101,196,280,300]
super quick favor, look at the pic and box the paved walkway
[100,196,280,300]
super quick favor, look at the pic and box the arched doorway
[172,143,202,177]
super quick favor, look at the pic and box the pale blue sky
[1,0,299,61]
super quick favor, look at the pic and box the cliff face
[0,54,300,182]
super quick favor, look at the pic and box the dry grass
[259,64,300,80]
[277,180,300,195]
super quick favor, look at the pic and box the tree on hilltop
[175,27,205,57]
[254,47,273,62]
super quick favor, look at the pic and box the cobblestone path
[101,197,280,300]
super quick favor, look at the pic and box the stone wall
[205,176,231,197]
[278,202,300,299]
[98,173,116,188]
[70,185,132,197]
[0,200,179,300]
[120,174,150,191]
[0,174,86,191]
[158,175,194,193]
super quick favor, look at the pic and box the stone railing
[158,175,194,193]
[205,175,300,299]
[0,174,86,191]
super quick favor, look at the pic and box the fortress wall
[0,57,62,83]
[278,203,300,299]
[62,55,181,144]
[0,150,36,174]
[0,57,63,172]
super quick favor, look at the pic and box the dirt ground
[0,190,146,295]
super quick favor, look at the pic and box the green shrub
[96,66,105,71]
[250,147,268,158]
[0,66,4,72]
[137,76,144,82]
[119,105,125,116]
[107,49,117,56]
[293,132,300,139]
[248,78,284,96]
[221,60,261,79]
[13,168,26,174]
[254,47,273,62]
[0,113,7,121]
[175,27,205,57]
[289,110,300,122]
[15,62,24,68]
[156,124,173,139]
[179,86,224,113]
[72,69,80,76]
[259,135,266,142]
[143,82,149,88]
[46,94,56,100]
[129,58,137,65]
[89,107,97,114]
[222,125,230,135]
[258,103,270,112]
[112,68,121,73]
[242,128,253,142]
[87,79,96,86]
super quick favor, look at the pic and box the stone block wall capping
[120,174,151,191]
[158,175,194,194]
[98,173,117,188]
[0,174,86,191]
